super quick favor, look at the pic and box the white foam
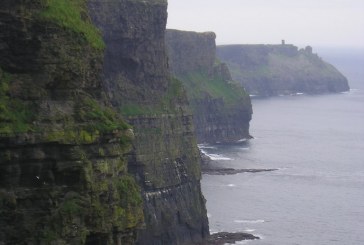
[199,148,208,155]
[244,229,256,233]
[234,219,265,224]
[197,144,216,149]
[249,94,258,97]
[198,145,233,161]
[207,213,212,218]
[208,153,233,161]
[202,146,217,149]
[227,184,236,187]
[199,149,232,161]
[237,138,248,143]
[296,92,304,95]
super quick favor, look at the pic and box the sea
[200,47,364,245]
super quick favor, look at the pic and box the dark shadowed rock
[88,1,209,244]
[1,1,143,244]
[1,0,209,244]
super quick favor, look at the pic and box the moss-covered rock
[0,1,143,244]
[0,68,38,134]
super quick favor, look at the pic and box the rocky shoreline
[200,232,259,245]
[200,149,277,175]
[203,167,278,175]
[198,149,269,243]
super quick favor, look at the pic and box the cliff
[88,1,209,244]
[0,0,208,245]
[165,30,252,144]
[217,44,350,97]
[0,0,143,244]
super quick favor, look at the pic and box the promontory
[217,44,349,97]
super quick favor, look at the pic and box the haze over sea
[201,47,364,245]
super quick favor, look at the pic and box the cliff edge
[217,44,350,97]
[0,0,209,244]
[166,29,252,144]
[88,1,209,244]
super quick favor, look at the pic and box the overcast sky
[166,0,364,49]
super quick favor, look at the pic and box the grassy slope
[226,51,345,90]
[179,72,250,107]
[40,0,105,49]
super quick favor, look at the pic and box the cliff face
[88,1,209,244]
[217,44,350,97]
[0,1,143,244]
[166,30,252,144]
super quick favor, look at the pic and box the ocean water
[201,50,364,245]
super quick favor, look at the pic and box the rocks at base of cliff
[203,168,278,175]
[165,29,252,144]
[217,44,350,97]
[200,149,277,175]
[200,232,259,245]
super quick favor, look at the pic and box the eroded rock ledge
[201,232,259,245]
[203,168,278,175]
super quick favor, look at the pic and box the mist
[167,0,364,49]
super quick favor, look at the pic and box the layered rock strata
[1,0,143,244]
[217,44,350,97]
[88,1,209,244]
[166,30,252,144]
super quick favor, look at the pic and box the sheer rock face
[217,44,350,97]
[88,1,209,244]
[166,30,217,76]
[165,30,252,144]
[0,1,144,244]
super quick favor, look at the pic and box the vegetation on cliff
[0,69,36,134]
[88,1,209,243]
[217,44,350,96]
[40,0,105,49]
[165,29,252,143]
[1,0,210,244]
[180,72,250,107]
[119,77,186,117]
[0,1,144,244]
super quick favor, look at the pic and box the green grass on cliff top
[40,0,105,49]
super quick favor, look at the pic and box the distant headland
[217,43,350,97]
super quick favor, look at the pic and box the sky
[166,0,364,49]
